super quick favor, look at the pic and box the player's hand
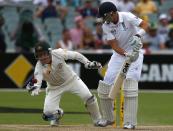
[124,51,139,62]
[129,35,143,52]
[85,61,102,69]
[26,83,40,96]
[31,87,40,96]
[26,79,40,96]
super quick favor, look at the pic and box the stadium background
[0,0,173,130]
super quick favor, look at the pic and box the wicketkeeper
[97,2,148,129]
[26,41,105,126]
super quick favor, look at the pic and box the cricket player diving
[97,2,148,129]
[26,41,105,127]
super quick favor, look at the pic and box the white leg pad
[97,80,114,122]
[123,79,138,97]
[123,79,138,126]
[85,96,101,124]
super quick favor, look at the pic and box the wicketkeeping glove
[85,61,102,69]
[26,79,40,96]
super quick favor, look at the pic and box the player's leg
[97,54,122,126]
[123,53,143,129]
[123,79,138,129]
[69,77,103,126]
[43,88,64,126]
[97,80,115,126]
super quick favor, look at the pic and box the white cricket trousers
[43,76,92,114]
[104,52,144,85]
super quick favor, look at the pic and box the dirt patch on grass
[0,125,173,131]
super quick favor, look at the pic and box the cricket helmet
[34,41,51,59]
[98,2,117,18]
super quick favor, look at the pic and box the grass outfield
[0,90,173,126]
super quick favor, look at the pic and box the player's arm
[127,12,149,37]
[56,49,102,69]
[107,39,137,62]
[26,62,43,96]
[33,62,43,88]
[62,49,89,64]
[107,39,126,56]
[126,13,149,58]
[138,20,148,33]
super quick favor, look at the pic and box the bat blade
[108,58,131,100]
[109,73,124,99]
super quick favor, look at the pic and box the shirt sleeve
[34,61,43,88]
[125,12,143,27]
[54,49,90,64]
[102,24,116,41]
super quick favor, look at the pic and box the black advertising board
[0,53,173,89]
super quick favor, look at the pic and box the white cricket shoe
[94,119,115,127]
[50,119,58,127]
[50,109,64,127]
[124,124,135,129]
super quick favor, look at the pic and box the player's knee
[123,79,138,97]
[42,109,64,121]
[85,95,96,106]
[80,92,93,103]
[42,113,52,121]
[43,103,59,115]
[97,80,112,99]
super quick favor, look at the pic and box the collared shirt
[102,12,142,52]
[34,49,89,88]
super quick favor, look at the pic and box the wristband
[136,28,146,37]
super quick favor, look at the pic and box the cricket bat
[108,57,132,100]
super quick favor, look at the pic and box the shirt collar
[118,12,123,23]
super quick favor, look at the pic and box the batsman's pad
[123,79,138,126]
[124,97,138,126]
[123,79,138,97]
[97,80,114,122]
[85,95,101,123]
[97,80,112,99]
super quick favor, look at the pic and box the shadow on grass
[0,107,88,114]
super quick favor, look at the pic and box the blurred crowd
[0,0,173,54]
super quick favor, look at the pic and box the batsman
[26,41,105,127]
[97,2,148,129]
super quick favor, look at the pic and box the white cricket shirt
[34,49,89,88]
[102,12,142,52]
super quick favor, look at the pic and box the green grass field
[0,90,173,126]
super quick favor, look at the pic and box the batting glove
[85,61,102,69]
[128,35,143,52]
[124,51,139,62]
